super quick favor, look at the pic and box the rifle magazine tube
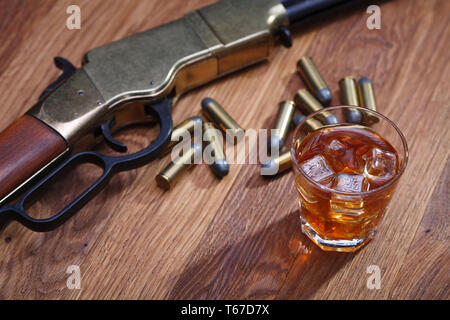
[161,116,203,157]
[156,143,202,190]
[297,56,332,106]
[294,89,338,125]
[357,77,379,124]
[268,101,295,151]
[203,122,229,178]
[339,77,363,124]
[201,98,244,139]
[261,149,292,176]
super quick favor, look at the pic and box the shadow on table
[168,209,358,299]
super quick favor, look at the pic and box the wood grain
[0,115,67,200]
[0,0,448,300]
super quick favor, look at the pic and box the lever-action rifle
[0,0,359,231]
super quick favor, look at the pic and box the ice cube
[300,155,335,185]
[328,147,364,175]
[325,139,346,157]
[332,173,369,193]
[363,148,397,186]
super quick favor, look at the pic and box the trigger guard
[104,97,173,172]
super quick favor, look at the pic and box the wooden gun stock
[0,115,67,201]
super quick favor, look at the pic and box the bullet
[156,143,202,190]
[201,98,244,138]
[339,77,363,124]
[294,89,338,125]
[357,77,379,124]
[161,116,203,156]
[261,149,292,176]
[292,114,305,128]
[203,122,229,178]
[297,56,332,106]
[268,101,295,151]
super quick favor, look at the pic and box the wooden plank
[0,0,448,299]
[389,159,449,299]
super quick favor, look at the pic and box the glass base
[299,202,374,252]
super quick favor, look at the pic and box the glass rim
[290,105,409,196]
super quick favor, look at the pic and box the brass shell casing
[203,122,229,178]
[339,77,363,124]
[261,149,292,176]
[297,56,332,106]
[294,89,338,125]
[269,101,295,151]
[339,77,359,106]
[305,118,324,131]
[156,143,202,190]
[201,98,244,137]
[357,77,379,124]
[162,116,203,156]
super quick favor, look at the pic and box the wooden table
[0,0,448,300]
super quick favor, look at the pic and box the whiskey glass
[291,106,408,252]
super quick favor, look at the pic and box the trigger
[101,118,128,153]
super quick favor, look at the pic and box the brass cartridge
[297,56,332,106]
[261,149,292,176]
[162,116,203,156]
[294,89,338,125]
[201,98,244,138]
[292,113,323,132]
[339,77,363,124]
[156,143,202,190]
[357,77,379,124]
[268,101,295,151]
[203,122,229,178]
